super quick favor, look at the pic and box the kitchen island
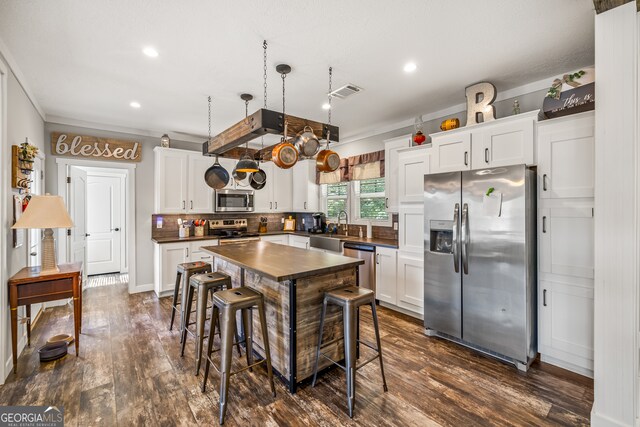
[202,241,364,393]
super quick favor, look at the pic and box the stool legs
[343,304,357,418]
[241,308,254,371]
[195,282,209,375]
[257,300,276,397]
[169,271,182,331]
[311,298,328,387]
[370,302,388,393]
[218,307,236,425]
[180,283,195,356]
[202,305,219,393]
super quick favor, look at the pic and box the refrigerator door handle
[461,203,469,275]
[452,203,460,273]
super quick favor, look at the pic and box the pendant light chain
[208,96,212,142]
[282,72,286,118]
[263,40,268,109]
[328,67,333,125]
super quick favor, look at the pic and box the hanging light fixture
[234,94,260,174]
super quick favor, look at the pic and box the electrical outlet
[156,217,163,229]
[302,218,305,225]
[281,218,285,224]
[393,222,398,230]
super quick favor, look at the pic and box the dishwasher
[343,242,376,294]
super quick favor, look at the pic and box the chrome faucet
[337,210,349,236]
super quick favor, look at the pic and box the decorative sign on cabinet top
[51,132,142,162]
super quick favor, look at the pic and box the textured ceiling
[0,0,595,142]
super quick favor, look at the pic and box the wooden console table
[8,262,82,373]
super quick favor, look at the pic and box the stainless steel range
[207,219,260,245]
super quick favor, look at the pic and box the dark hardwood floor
[0,282,593,426]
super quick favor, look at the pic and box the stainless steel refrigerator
[423,164,536,370]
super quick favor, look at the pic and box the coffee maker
[309,212,327,234]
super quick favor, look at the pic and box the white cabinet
[430,131,471,173]
[539,279,594,375]
[375,246,397,305]
[253,162,293,213]
[292,160,319,212]
[398,204,424,253]
[260,234,289,245]
[397,146,431,203]
[472,116,535,168]
[539,206,594,279]
[384,135,412,212]
[397,253,424,315]
[538,112,595,199]
[155,148,188,214]
[154,147,214,214]
[153,239,219,296]
[289,235,310,249]
[187,153,215,213]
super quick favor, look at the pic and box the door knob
[85,233,91,237]
[112,228,120,232]
[30,252,37,256]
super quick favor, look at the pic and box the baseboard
[378,301,423,320]
[540,354,593,378]
[130,283,153,294]
[3,356,12,384]
[591,408,631,427]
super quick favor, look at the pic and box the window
[354,178,388,221]
[321,178,389,223]
[324,182,348,219]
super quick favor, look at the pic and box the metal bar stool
[202,287,276,425]
[311,286,388,418]
[169,261,211,335]
[179,272,242,375]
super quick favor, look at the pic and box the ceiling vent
[329,84,363,99]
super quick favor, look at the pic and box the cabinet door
[398,204,424,253]
[398,148,430,203]
[538,115,595,199]
[253,162,274,212]
[155,149,188,213]
[384,135,412,212]
[160,243,189,294]
[273,166,293,212]
[397,253,424,314]
[539,279,594,371]
[187,153,214,213]
[292,160,319,212]
[289,235,310,249]
[474,118,534,168]
[539,207,594,279]
[375,246,397,304]
[189,240,218,265]
[431,131,471,173]
[260,234,289,245]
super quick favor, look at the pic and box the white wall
[1,57,45,380]
[44,123,201,288]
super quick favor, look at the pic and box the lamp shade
[11,194,74,229]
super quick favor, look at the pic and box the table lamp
[11,194,74,273]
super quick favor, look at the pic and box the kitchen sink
[309,235,343,253]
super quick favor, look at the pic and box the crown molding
[0,36,46,121]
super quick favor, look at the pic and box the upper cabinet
[430,110,538,174]
[384,134,412,212]
[155,147,213,214]
[538,111,595,199]
[292,159,319,212]
[397,146,431,204]
[253,162,293,213]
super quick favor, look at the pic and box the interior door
[86,174,122,275]
[68,166,88,282]
[28,156,44,267]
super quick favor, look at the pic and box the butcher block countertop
[201,241,363,282]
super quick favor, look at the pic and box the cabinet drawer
[17,278,73,304]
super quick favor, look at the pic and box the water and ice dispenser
[429,220,454,254]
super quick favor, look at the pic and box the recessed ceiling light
[403,62,417,73]
[142,47,159,58]
[130,101,141,109]
[322,103,331,110]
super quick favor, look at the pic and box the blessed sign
[50,132,142,162]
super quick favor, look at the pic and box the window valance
[316,149,384,184]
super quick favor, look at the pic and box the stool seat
[190,272,230,287]
[177,261,210,274]
[212,287,262,310]
[325,286,374,305]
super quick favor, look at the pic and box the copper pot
[316,148,340,172]
[272,141,298,169]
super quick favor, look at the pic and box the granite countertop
[201,241,364,282]
[152,230,398,248]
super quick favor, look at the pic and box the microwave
[214,189,255,212]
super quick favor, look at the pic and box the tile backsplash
[151,212,398,242]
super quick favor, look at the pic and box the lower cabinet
[539,279,594,376]
[289,235,310,249]
[375,246,397,305]
[153,239,219,296]
[260,234,289,245]
[397,253,424,315]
